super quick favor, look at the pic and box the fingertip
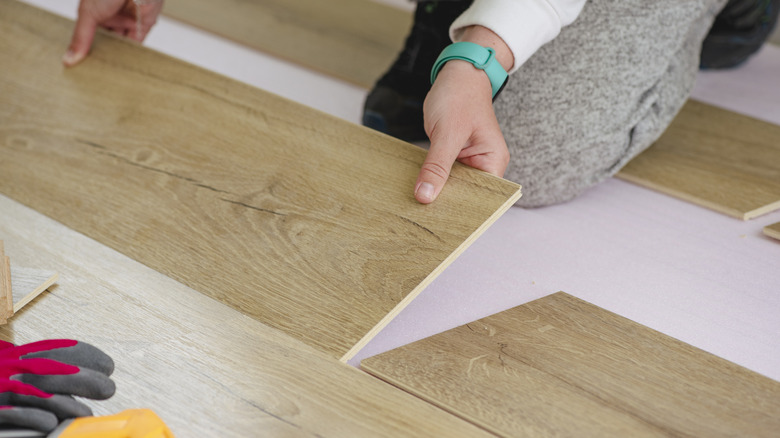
[414,181,437,204]
[64,13,98,67]
[62,49,85,67]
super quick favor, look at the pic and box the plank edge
[745,199,780,220]
[360,361,505,437]
[12,272,59,314]
[614,172,749,220]
[340,185,523,363]
[763,222,780,241]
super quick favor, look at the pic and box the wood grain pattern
[0,1,521,361]
[10,267,58,313]
[362,292,780,438]
[163,0,411,88]
[0,194,495,438]
[617,100,780,220]
[764,221,780,241]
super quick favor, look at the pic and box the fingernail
[416,182,435,203]
[62,50,79,66]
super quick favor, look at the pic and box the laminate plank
[0,194,496,437]
[617,100,780,220]
[10,267,59,313]
[764,221,780,240]
[162,0,411,88]
[362,292,780,437]
[0,1,521,361]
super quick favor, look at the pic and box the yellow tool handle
[51,409,173,438]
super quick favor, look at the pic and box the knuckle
[420,162,450,181]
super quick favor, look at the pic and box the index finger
[63,11,99,67]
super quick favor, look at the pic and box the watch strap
[430,41,509,99]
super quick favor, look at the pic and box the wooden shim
[0,1,521,361]
[3,257,11,318]
[617,100,780,220]
[362,292,780,437]
[10,267,58,314]
[163,0,412,88]
[0,241,11,323]
[764,221,780,241]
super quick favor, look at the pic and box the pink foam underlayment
[350,45,780,384]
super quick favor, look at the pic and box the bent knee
[505,136,636,208]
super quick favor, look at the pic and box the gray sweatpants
[498,0,728,207]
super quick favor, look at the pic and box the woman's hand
[414,25,514,204]
[63,0,163,67]
[415,60,509,203]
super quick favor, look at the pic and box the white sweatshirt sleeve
[450,0,587,73]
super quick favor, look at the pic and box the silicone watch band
[430,41,509,99]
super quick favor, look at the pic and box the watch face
[493,77,509,102]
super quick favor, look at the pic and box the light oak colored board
[3,258,10,317]
[0,1,521,362]
[0,195,495,438]
[764,221,780,240]
[10,267,58,314]
[0,242,11,323]
[362,292,780,438]
[617,100,780,220]
[163,0,411,88]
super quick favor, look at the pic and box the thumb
[414,130,464,204]
[63,12,99,67]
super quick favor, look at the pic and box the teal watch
[430,41,509,100]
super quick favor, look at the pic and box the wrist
[437,60,493,98]
[459,25,514,72]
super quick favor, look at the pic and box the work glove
[0,339,116,432]
[0,379,71,431]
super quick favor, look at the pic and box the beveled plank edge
[3,256,12,318]
[0,242,10,323]
[747,200,780,221]
[341,184,522,362]
[764,222,780,241]
[360,360,506,438]
[12,271,59,314]
[614,172,750,220]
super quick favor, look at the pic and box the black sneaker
[363,0,473,142]
[701,0,780,69]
